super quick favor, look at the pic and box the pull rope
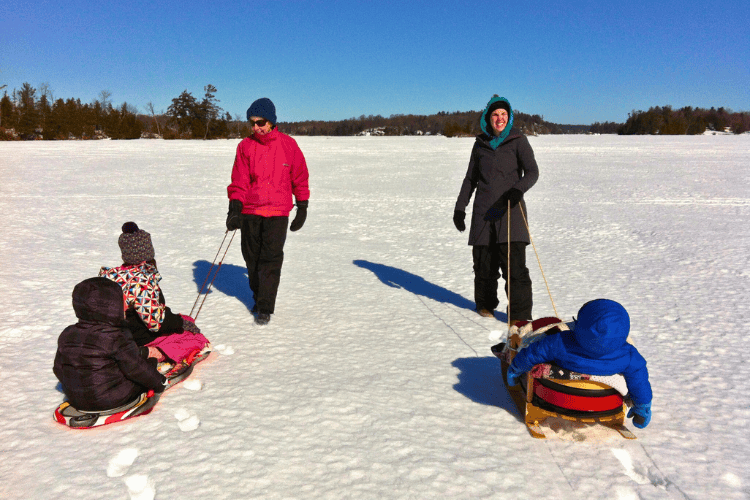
[507,200,511,333]
[518,204,558,318]
[190,230,231,315]
[189,230,237,320]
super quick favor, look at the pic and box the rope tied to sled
[189,230,237,320]
[507,200,512,333]
[518,204,558,318]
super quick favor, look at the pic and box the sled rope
[507,200,512,333]
[190,230,231,316]
[189,230,237,320]
[518,204,558,318]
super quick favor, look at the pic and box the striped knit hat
[118,222,155,265]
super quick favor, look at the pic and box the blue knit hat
[246,98,277,124]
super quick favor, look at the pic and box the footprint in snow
[488,330,504,342]
[106,448,138,478]
[182,378,203,391]
[214,344,235,355]
[125,474,155,500]
[175,408,200,432]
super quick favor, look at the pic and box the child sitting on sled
[99,222,209,372]
[54,277,167,411]
[506,299,653,428]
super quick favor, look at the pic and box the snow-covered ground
[1,135,748,499]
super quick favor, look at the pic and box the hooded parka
[509,299,653,405]
[455,97,539,246]
[54,277,166,411]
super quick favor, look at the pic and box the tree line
[2,82,748,140]
[0,83,248,140]
[1,83,144,140]
[278,110,592,137]
[617,106,749,135]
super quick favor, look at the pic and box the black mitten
[507,188,524,207]
[290,200,308,232]
[226,199,243,231]
[484,188,523,222]
[453,210,466,232]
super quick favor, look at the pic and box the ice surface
[1,135,748,499]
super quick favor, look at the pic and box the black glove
[182,317,201,334]
[154,375,168,393]
[290,200,308,232]
[226,199,243,231]
[484,188,524,222]
[453,210,466,232]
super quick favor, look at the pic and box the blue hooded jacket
[509,299,652,404]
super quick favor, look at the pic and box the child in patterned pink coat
[99,222,209,371]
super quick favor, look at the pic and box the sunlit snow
[1,135,748,499]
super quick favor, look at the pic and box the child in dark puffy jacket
[54,277,167,411]
[506,299,653,428]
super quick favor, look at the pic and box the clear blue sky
[2,0,748,124]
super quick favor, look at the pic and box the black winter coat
[54,277,166,411]
[455,128,539,246]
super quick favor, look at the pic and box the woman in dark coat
[54,277,167,411]
[454,96,539,325]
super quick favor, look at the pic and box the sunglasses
[250,118,269,127]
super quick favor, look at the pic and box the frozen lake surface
[1,135,748,499]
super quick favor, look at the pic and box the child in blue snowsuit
[506,299,653,428]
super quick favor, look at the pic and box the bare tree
[98,90,112,110]
[234,113,243,135]
[146,102,161,136]
[39,82,54,102]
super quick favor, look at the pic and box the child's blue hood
[569,299,630,356]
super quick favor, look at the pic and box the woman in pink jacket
[226,98,310,325]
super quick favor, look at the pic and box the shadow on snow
[353,259,516,416]
[352,259,508,322]
[451,356,521,421]
[192,260,254,313]
[354,258,479,310]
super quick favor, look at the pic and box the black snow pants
[240,214,288,315]
[472,241,533,322]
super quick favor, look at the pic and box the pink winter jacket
[227,128,310,217]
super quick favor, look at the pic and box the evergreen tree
[38,94,52,139]
[17,82,38,137]
[0,92,13,129]
[167,90,199,137]
[200,84,222,139]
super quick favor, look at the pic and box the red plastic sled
[54,346,210,429]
